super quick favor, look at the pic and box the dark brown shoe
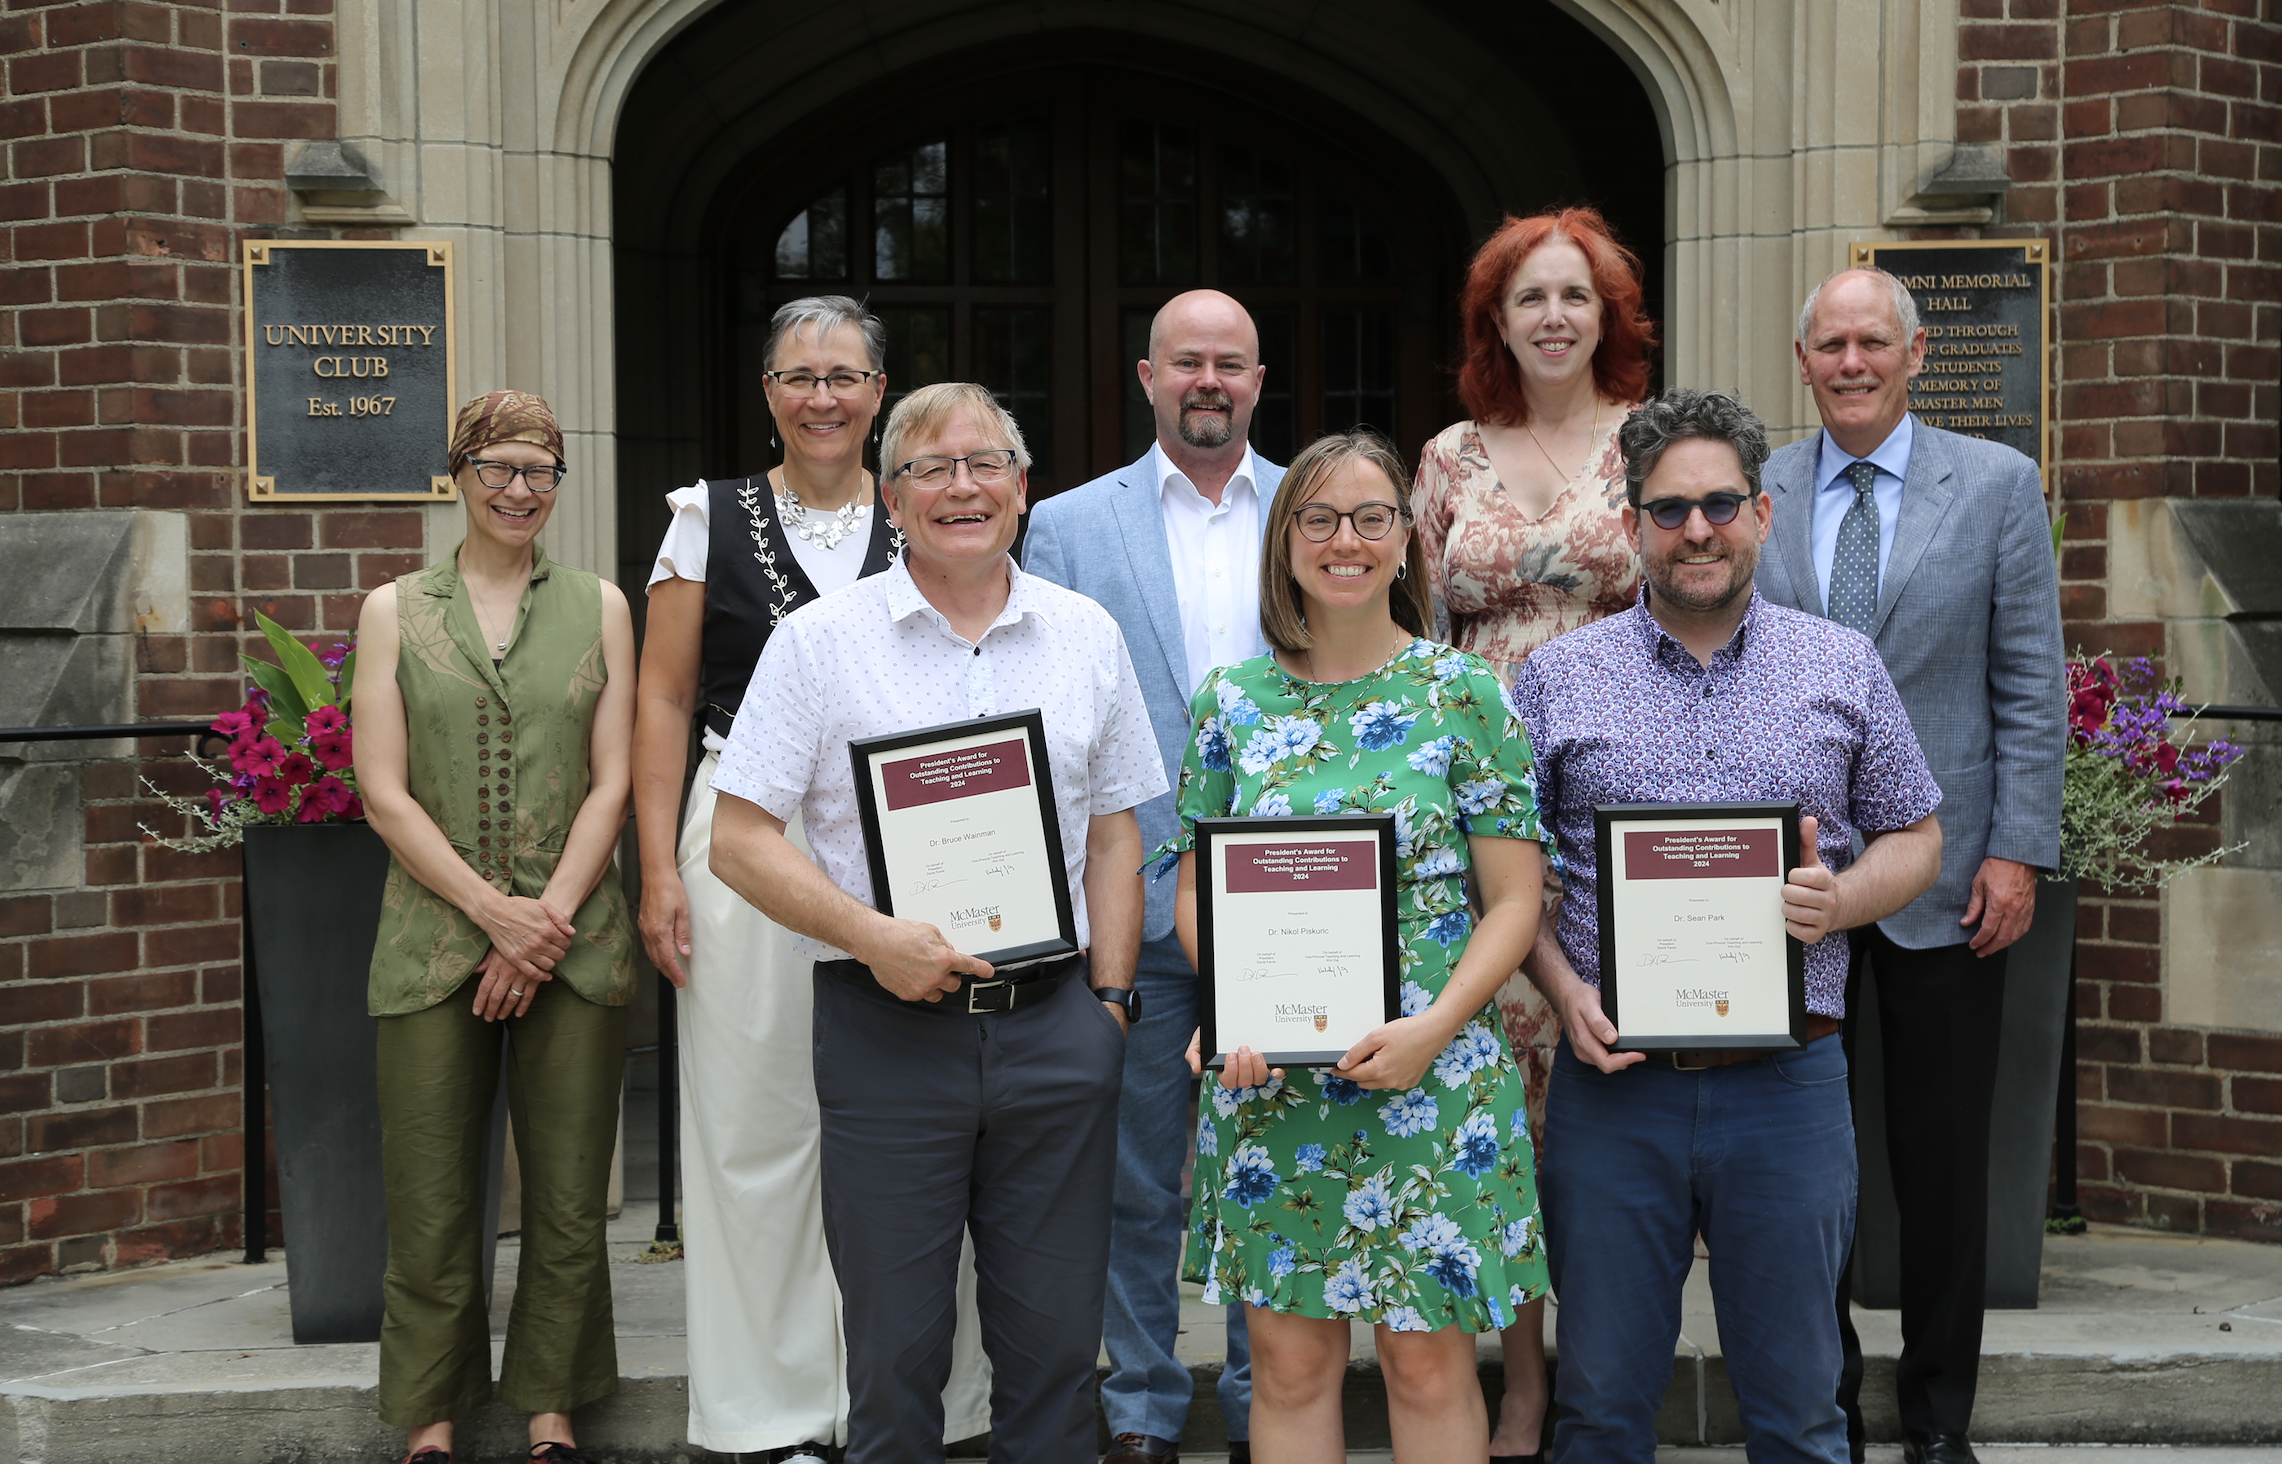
[1103,1433,1176,1464]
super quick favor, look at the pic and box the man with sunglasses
[1022,289,1283,1464]
[1758,268,2065,1464]
[1507,387,1944,1464]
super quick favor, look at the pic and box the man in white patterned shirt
[710,383,1167,1464]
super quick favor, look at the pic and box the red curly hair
[1456,207,1657,427]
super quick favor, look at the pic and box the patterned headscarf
[447,390,564,474]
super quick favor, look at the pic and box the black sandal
[528,1446,596,1464]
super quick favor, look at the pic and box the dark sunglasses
[1637,490,1756,531]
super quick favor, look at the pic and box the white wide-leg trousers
[677,762,994,1451]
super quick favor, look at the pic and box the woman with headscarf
[630,296,990,1461]
[354,390,638,1464]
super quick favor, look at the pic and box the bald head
[1139,289,1266,462]
[1797,267,1918,347]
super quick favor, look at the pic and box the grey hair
[879,382,1032,486]
[1795,265,1919,347]
[764,294,887,371]
[1616,388,1771,505]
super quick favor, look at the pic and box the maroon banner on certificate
[880,737,1032,810]
[1621,827,1780,880]
[1224,841,1380,894]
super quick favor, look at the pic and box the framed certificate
[848,710,1078,969]
[1595,802,1808,1052]
[1196,815,1401,1070]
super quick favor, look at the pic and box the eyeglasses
[1638,491,1756,531]
[1294,502,1405,542]
[896,450,1020,487]
[466,459,566,492]
[765,369,882,397]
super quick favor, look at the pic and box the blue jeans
[1543,1035,1855,1464]
[1101,932,1252,1442]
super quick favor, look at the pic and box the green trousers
[375,977,628,1426]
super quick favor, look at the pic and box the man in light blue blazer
[1023,289,1284,1464]
[1757,267,2064,1464]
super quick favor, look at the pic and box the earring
[1396,560,1408,580]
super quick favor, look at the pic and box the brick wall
[0,0,418,1283]
[1953,0,2281,1242]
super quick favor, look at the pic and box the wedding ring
[510,987,524,998]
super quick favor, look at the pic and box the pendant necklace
[1523,400,1602,482]
[775,468,869,552]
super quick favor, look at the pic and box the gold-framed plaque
[243,240,458,502]
[1849,237,2051,491]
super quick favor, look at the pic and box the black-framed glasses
[466,459,566,492]
[895,450,1019,487]
[1294,501,1405,542]
[1638,491,1756,531]
[765,369,882,397]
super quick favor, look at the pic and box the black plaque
[1850,239,2050,487]
[242,240,457,502]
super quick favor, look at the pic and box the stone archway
[328,0,1966,579]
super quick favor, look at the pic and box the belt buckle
[1669,1050,1715,1072]
[967,979,1012,1014]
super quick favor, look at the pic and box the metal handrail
[0,720,219,744]
[2176,704,2282,723]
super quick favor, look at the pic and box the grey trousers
[812,964,1125,1464]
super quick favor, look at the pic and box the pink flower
[232,736,288,779]
[213,707,259,739]
[251,776,295,815]
[205,789,227,824]
[311,725,353,772]
[300,776,358,822]
[276,752,316,787]
[305,705,346,735]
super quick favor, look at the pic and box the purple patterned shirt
[1507,589,1942,1017]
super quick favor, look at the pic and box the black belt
[815,952,1084,1014]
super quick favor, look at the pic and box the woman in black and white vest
[631,296,990,1462]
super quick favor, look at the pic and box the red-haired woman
[1412,205,1657,1464]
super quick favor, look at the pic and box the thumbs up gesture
[1783,814,1841,945]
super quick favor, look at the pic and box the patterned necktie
[1827,460,1881,633]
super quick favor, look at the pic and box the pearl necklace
[775,480,868,552]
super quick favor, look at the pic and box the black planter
[243,822,393,1344]
[1849,875,2081,1309]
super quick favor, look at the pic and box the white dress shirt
[1151,441,1266,697]
[711,556,1169,961]
[1810,413,1914,605]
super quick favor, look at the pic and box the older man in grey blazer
[1022,289,1284,1464]
[1757,267,2064,1464]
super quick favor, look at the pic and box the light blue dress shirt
[1810,412,1914,612]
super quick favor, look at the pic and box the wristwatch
[1093,985,1141,1024]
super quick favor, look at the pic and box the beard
[1176,388,1237,449]
[1644,538,1758,614]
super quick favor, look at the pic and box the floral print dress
[1158,639,1551,1333]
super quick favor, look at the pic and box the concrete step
[3,1211,2278,1462]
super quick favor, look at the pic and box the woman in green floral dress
[1162,433,1551,1463]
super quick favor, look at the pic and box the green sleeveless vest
[366,543,636,1016]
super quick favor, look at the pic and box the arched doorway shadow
[611,1,1665,591]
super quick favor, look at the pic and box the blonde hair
[879,382,1031,486]
[1260,432,1433,654]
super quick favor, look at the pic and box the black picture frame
[1593,801,1807,1052]
[1196,813,1402,1069]
[848,708,1078,969]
